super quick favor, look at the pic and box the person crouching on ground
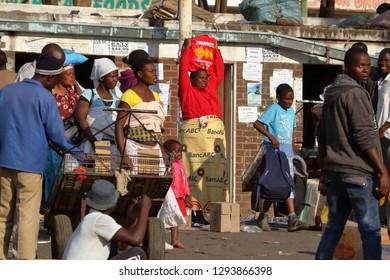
[63,180,151,260]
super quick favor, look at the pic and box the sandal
[171,241,185,249]
[165,242,174,251]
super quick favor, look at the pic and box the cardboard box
[94,141,111,174]
[322,220,390,260]
[382,244,390,260]
[299,178,320,226]
[209,202,240,233]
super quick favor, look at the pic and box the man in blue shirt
[0,53,81,259]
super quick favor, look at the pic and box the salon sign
[308,0,390,11]
[3,0,390,12]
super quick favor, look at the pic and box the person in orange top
[178,38,228,225]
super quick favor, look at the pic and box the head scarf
[62,64,74,72]
[90,58,117,88]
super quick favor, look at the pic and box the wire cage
[44,152,173,228]
[62,152,172,176]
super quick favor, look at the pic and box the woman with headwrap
[118,49,150,93]
[74,58,122,153]
[43,64,83,201]
[52,64,83,121]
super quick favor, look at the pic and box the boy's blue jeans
[315,172,381,260]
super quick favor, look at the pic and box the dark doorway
[15,53,39,73]
[302,64,342,149]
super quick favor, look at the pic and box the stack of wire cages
[62,152,172,176]
[44,151,174,226]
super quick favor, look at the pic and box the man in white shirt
[14,43,65,82]
[375,48,390,228]
[376,49,390,135]
[63,180,151,260]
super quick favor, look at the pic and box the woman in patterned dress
[43,64,83,202]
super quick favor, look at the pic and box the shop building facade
[1,3,389,215]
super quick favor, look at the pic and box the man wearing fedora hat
[0,53,83,259]
[63,180,151,260]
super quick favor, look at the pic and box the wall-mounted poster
[149,83,170,116]
[247,82,261,106]
[270,69,294,99]
[263,47,280,62]
[243,63,263,81]
[26,39,47,53]
[238,106,258,123]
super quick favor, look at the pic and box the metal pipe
[326,45,330,64]
[301,0,308,17]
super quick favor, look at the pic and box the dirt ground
[163,224,322,260]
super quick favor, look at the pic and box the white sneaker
[165,242,174,251]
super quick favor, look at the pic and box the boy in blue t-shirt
[253,83,305,232]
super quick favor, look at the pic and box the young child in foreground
[158,139,190,249]
[253,83,305,232]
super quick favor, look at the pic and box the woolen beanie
[35,53,63,76]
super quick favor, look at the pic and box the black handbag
[63,89,95,145]
[64,115,83,145]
